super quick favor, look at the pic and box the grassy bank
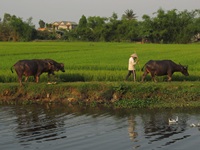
[0,81,200,108]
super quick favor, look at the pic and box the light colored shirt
[128,57,137,70]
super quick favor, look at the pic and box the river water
[0,104,200,150]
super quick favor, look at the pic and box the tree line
[0,9,200,43]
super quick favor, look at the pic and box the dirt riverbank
[0,82,200,108]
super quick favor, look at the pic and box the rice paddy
[0,42,199,83]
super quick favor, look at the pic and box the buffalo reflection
[11,104,67,143]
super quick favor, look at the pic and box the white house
[52,21,78,30]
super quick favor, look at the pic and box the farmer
[125,53,138,81]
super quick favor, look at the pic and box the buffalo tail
[10,66,14,73]
[141,65,145,71]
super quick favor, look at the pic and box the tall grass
[0,42,199,83]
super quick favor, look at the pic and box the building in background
[52,21,78,30]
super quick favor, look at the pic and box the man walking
[125,53,138,81]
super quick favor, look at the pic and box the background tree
[0,23,12,41]
[76,15,93,41]
[139,15,154,43]
[101,13,122,41]
[46,23,52,29]
[39,19,45,28]
[122,9,137,20]
[87,16,107,41]
[3,13,11,23]
[176,9,200,43]
[117,19,139,42]
[1,9,199,43]
[0,13,36,41]
[78,15,87,28]
[191,10,200,42]
[119,11,139,42]
[140,9,200,43]
[76,15,87,40]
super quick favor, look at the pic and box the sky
[0,0,199,28]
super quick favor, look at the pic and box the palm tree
[122,9,137,20]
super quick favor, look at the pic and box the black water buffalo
[11,59,65,86]
[44,59,65,76]
[141,60,189,82]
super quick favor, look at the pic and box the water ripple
[1,105,200,150]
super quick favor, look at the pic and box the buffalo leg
[49,72,58,82]
[151,72,157,82]
[167,74,172,81]
[141,71,148,82]
[16,72,23,86]
[35,76,40,83]
[25,76,29,82]
[19,77,23,86]
[47,72,54,82]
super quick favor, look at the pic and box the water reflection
[128,115,138,141]
[1,105,200,150]
[129,109,200,149]
[12,104,67,144]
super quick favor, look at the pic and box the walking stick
[137,60,142,81]
[134,51,142,81]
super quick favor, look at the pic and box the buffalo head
[45,59,65,73]
[59,63,65,72]
[53,63,65,72]
[180,65,189,76]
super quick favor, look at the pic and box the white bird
[190,123,200,127]
[168,116,178,124]
[190,123,196,127]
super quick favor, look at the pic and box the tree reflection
[133,109,190,148]
[11,104,67,143]
[2,104,199,150]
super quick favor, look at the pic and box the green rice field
[0,42,200,83]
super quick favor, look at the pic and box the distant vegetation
[0,8,200,43]
[0,42,199,83]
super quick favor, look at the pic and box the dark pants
[126,70,136,81]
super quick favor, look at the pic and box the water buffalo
[44,59,65,76]
[11,59,65,86]
[141,60,189,82]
